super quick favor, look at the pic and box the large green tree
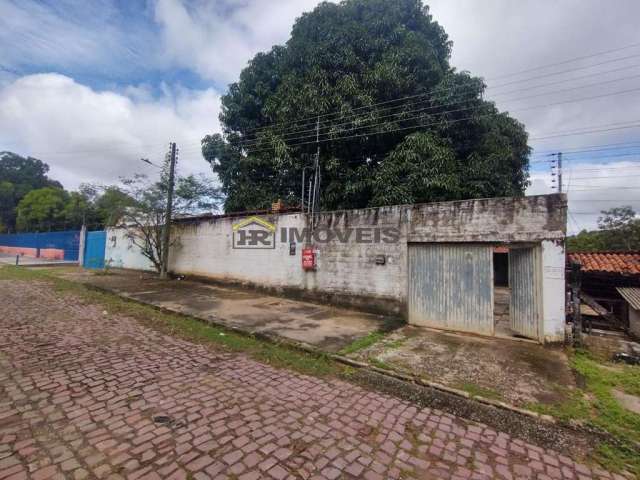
[567,206,640,252]
[15,187,69,232]
[202,0,530,212]
[0,152,63,231]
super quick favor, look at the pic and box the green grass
[339,332,407,357]
[457,382,503,401]
[0,266,347,378]
[528,349,640,476]
[339,331,386,355]
[369,357,394,370]
[384,338,406,350]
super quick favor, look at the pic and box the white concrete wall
[105,228,155,271]
[105,194,567,342]
[168,214,306,287]
[540,240,567,343]
[304,207,409,302]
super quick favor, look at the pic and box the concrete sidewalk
[60,268,396,352]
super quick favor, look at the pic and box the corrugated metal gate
[83,230,107,269]
[509,247,542,340]
[408,243,494,335]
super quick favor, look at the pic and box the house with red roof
[567,251,640,332]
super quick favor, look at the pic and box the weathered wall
[541,240,566,342]
[167,213,306,287]
[630,308,640,339]
[105,194,567,342]
[105,228,155,271]
[305,206,409,312]
[407,195,565,243]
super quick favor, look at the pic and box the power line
[244,90,640,154]
[530,122,640,141]
[238,63,640,144]
[235,49,640,139]
[531,140,640,155]
[239,73,640,148]
[484,41,640,81]
[486,52,640,89]
[531,153,640,164]
[561,173,640,180]
[565,186,640,191]
[492,62,640,96]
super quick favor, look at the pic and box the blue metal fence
[0,230,81,261]
[83,230,107,269]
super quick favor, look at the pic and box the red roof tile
[568,252,640,275]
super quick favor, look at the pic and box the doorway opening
[493,245,542,341]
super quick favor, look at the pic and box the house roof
[617,287,640,310]
[568,252,640,275]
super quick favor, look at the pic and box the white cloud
[428,0,640,234]
[527,160,640,234]
[0,74,220,189]
[153,0,322,85]
[0,0,157,80]
[2,0,640,230]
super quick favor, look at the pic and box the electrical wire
[244,92,640,154]
[235,49,640,138]
[238,73,640,147]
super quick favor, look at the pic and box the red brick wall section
[0,246,38,257]
[0,246,65,259]
[39,248,65,260]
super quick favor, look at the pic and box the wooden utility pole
[160,142,177,279]
[309,116,321,230]
[570,261,582,346]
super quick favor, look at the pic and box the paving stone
[0,280,621,480]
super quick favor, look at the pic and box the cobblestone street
[0,280,625,480]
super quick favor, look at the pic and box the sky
[1,0,640,233]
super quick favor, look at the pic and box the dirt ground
[350,326,576,407]
[58,268,395,353]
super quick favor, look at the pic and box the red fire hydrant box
[302,248,316,270]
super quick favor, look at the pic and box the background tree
[567,206,640,252]
[202,0,530,212]
[0,152,62,231]
[15,187,69,232]
[117,165,221,273]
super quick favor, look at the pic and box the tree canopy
[15,187,69,232]
[567,206,640,252]
[202,0,530,212]
[0,152,63,231]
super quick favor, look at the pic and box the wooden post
[160,143,177,279]
[570,261,582,346]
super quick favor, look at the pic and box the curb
[75,277,623,452]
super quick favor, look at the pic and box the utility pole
[310,116,321,228]
[570,261,582,346]
[557,152,563,193]
[549,152,563,193]
[160,142,177,279]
